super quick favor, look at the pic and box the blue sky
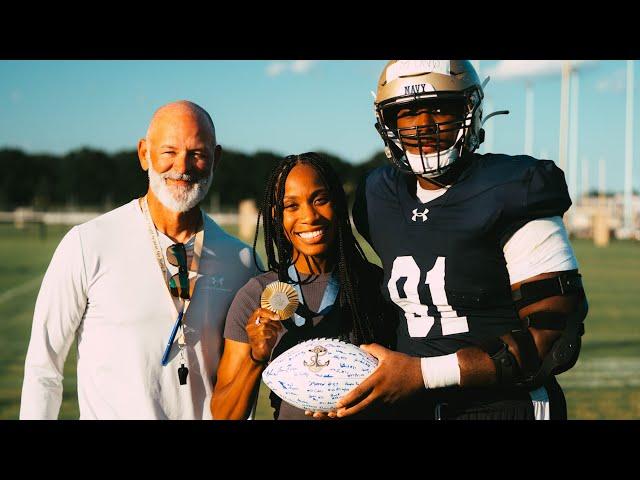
[0,60,637,194]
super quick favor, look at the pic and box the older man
[20,101,259,419]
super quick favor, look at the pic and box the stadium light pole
[581,156,590,203]
[624,60,634,233]
[569,68,580,203]
[595,157,609,247]
[599,157,606,201]
[525,81,535,156]
[558,61,571,173]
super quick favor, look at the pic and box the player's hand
[335,343,423,418]
[304,410,338,420]
[246,308,282,363]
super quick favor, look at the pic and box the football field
[1,222,638,420]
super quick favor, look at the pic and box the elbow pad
[478,272,588,389]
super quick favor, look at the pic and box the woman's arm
[211,339,264,420]
[211,307,282,420]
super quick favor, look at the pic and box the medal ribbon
[287,264,339,327]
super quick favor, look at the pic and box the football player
[338,60,588,420]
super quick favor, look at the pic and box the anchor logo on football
[412,207,429,222]
[303,346,330,372]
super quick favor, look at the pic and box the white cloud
[266,61,288,77]
[266,60,317,77]
[487,60,598,81]
[291,60,315,74]
[596,67,627,93]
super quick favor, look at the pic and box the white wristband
[420,353,461,389]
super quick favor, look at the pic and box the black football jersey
[353,153,571,358]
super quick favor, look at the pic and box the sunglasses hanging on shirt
[140,196,204,387]
[166,242,190,385]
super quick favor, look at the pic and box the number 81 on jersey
[387,256,469,338]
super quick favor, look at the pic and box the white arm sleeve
[503,216,579,285]
[20,227,88,419]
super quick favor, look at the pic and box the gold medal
[261,281,299,319]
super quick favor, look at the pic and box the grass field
[1,221,638,420]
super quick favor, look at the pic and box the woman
[211,152,396,420]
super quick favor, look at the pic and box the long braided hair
[252,152,383,345]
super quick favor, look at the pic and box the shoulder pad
[474,154,571,244]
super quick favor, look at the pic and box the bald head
[146,100,216,147]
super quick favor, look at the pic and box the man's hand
[335,343,424,418]
[304,410,338,420]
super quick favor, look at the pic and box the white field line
[0,276,43,305]
[558,357,640,389]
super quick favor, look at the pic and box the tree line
[0,148,387,211]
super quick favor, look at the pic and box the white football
[262,337,379,412]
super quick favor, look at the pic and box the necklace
[139,196,205,385]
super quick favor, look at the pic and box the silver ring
[255,317,261,325]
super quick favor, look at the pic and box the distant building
[567,192,640,240]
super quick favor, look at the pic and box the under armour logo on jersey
[412,208,429,222]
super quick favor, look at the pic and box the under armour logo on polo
[412,208,429,222]
[210,276,231,292]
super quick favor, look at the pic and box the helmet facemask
[376,88,482,179]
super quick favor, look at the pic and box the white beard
[148,163,213,213]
